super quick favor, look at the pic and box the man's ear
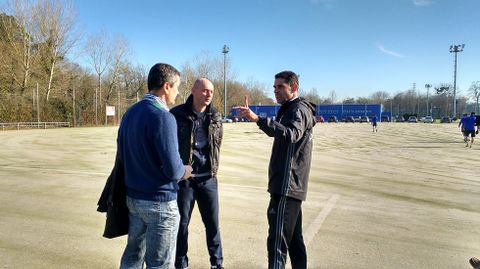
[161,82,170,95]
[291,82,299,93]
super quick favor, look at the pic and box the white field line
[304,193,340,246]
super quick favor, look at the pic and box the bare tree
[469,81,480,113]
[243,78,270,105]
[121,63,146,104]
[435,83,452,116]
[84,30,111,125]
[328,90,337,103]
[303,88,322,104]
[343,97,356,104]
[178,62,195,104]
[370,91,390,104]
[37,0,78,101]
[189,50,225,80]
[356,97,370,104]
[181,50,235,111]
[0,0,41,95]
[104,35,129,105]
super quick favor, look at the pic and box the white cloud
[378,45,405,58]
[413,0,435,6]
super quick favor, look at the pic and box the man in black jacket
[237,70,316,269]
[170,78,224,269]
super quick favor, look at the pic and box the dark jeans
[267,195,307,269]
[175,177,223,268]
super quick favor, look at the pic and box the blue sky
[32,0,480,99]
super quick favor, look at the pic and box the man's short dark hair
[471,112,476,116]
[275,71,299,87]
[147,63,180,91]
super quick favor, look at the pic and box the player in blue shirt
[371,115,378,132]
[461,112,477,147]
[458,113,469,143]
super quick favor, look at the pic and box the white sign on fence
[106,106,115,116]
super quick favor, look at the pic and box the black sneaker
[470,257,480,269]
[211,265,224,269]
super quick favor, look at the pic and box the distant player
[462,112,477,148]
[371,115,378,132]
[458,113,469,143]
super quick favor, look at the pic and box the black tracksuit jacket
[257,97,316,201]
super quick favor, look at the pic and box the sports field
[0,122,479,269]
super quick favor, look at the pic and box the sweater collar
[144,93,169,111]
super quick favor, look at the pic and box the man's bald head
[191,78,214,112]
[192,78,214,92]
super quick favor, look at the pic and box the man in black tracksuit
[170,78,224,269]
[237,70,316,269]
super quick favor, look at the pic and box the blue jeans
[120,197,180,269]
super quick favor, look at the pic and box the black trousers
[267,195,307,269]
[175,177,223,268]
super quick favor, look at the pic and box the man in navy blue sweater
[118,63,193,269]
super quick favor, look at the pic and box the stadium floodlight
[222,45,229,119]
[449,44,465,119]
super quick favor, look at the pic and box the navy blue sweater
[117,98,185,201]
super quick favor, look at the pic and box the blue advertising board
[317,104,383,121]
[231,104,385,121]
[231,105,280,119]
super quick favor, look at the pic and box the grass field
[0,122,479,269]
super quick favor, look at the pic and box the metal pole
[223,52,227,118]
[183,76,188,103]
[118,88,120,126]
[390,99,393,119]
[99,75,102,125]
[32,88,35,121]
[222,45,229,118]
[453,51,457,118]
[95,78,98,125]
[73,86,76,127]
[425,84,431,116]
[36,83,40,125]
[450,44,464,119]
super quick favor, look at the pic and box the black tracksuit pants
[267,194,307,269]
[175,177,223,268]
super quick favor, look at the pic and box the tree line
[1,0,479,125]
[303,82,480,120]
[0,0,274,126]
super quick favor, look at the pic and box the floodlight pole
[222,45,229,118]
[449,44,465,119]
[425,84,431,116]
